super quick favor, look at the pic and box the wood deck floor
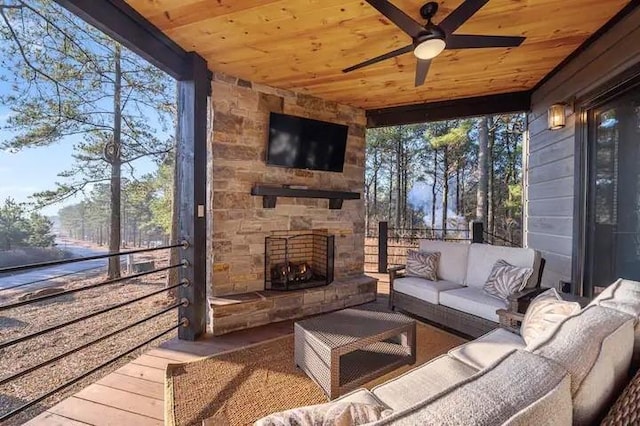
[25,321,296,426]
[25,274,390,426]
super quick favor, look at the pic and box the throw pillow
[483,259,533,301]
[405,250,440,281]
[521,288,581,345]
[253,401,392,426]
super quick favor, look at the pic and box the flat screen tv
[266,112,348,172]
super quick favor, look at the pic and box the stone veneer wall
[210,72,366,297]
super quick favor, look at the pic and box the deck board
[74,384,164,420]
[48,397,162,426]
[130,354,178,369]
[95,373,164,400]
[26,412,91,426]
[114,363,166,384]
[23,322,294,425]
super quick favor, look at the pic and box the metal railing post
[378,221,388,273]
[471,221,484,244]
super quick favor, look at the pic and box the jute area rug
[165,322,466,426]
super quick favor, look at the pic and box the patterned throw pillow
[521,288,581,345]
[483,259,533,301]
[405,250,440,281]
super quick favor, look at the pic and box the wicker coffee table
[294,308,416,399]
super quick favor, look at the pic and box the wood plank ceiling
[124,0,631,109]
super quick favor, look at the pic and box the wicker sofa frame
[388,261,545,338]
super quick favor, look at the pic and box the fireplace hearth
[265,231,334,291]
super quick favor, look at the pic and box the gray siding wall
[526,7,640,288]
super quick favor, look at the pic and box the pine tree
[0,0,175,277]
[0,198,28,250]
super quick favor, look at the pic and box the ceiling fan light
[413,38,446,60]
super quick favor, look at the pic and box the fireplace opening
[265,232,334,291]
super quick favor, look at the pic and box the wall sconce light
[548,103,566,130]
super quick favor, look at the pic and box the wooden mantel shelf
[251,185,360,209]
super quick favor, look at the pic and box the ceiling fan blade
[365,0,425,37]
[415,59,431,87]
[446,34,525,49]
[343,44,413,73]
[438,0,488,34]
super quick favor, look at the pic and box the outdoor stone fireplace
[265,230,334,291]
[207,72,376,335]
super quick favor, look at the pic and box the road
[0,242,109,292]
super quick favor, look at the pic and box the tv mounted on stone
[266,112,348,173]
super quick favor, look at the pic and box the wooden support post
[378,221,388,273]
[176,52,209,341]
[471,221,484,244]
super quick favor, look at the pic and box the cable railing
[368,221,523,272]
[0,242,187,275]
[0,264,108,293]
[0,241,191,423]
[483,230,521,247]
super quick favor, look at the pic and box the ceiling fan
[343,0,526,86]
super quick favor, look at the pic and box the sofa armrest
[388,265,406,274]
[507,287,547,313]
[387,265,406,310]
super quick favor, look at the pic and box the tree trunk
[388,155,393,221]
[488,116,495,240]
[108,43,122,279]
[455,168,460,216]
[402,150,408,228]
[167,83,181,300]
[460,168,465,217]
[476,116,489,226]
[431,149,437,231]
[442,146,449,236]
[80,203,85,241]
[122,202,127,248]
[395,137,402,229]
[373,150,378,217]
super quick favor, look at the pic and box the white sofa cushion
[371,354,476,411]
[371,350,573,426]
[439,287,507,322]
[333,389,388,407]
[253,401,392,426]
[418,240,470,283]
[589,278,640,364]
[465,243,541,289]
[591,278,640,317]
[530,305,634,425]
[448,328,526,370]
[393,277,464,304]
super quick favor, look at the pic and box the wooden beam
[177,52,210,341]
[365,91,532,128]
[54,0,191,79]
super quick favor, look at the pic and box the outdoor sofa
[389,240,544,337]
[257,278,640,425]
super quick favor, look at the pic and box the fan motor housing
[414,23,446,47]
[420,2,439,20]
